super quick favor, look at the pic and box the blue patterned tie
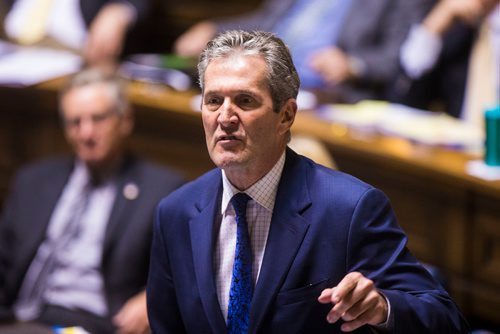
[227,192,252,334]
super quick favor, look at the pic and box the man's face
[201,54,295,182]
[61,83,132,169]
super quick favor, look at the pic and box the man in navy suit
[147,30,468,333]
[0,67,184,333]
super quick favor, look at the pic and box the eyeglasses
[63,109,119,129]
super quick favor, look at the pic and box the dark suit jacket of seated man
[146,30,469,333]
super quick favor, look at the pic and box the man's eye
[204,97,222,110]
[237,95,257,109]
[92,114,107,122]
[64,118,80,128]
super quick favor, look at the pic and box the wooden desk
[0,80,499,328]
[0,322,53,334]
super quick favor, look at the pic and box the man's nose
[77,118,96,139]
[218,100,238,126]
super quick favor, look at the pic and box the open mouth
[218,135,238,142]
[216,134,243,148]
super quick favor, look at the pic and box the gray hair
[198,30,300,113]
[59,67,130,117]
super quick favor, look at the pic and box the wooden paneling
[473,195,500,284]
[469,195,500,323]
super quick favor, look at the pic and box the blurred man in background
[393,0,499,120]
[0,67,184,333]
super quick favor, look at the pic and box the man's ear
[279,98,297,134]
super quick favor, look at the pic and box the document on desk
[0,41,82,86]
[316,100,484,152]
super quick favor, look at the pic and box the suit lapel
[189,172,227,334]
[103,156,138,255]
[249,149,312,332]
[103,191,126,256]
[27,158,73,260]
[40,158,73,225]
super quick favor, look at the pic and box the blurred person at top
[1,0,151,67]
[173,0,427,104]
[393,0,500,122]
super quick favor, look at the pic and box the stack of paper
[0,40,82,86]
[316,100,483,152]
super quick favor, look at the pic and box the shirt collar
[70,159,91,187]
[221,151,286,214]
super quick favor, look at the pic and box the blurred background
[0,0,499,332]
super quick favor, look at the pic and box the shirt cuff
[400,24,443,79]
[370,291,393,333]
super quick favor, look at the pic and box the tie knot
[231,192,250,218]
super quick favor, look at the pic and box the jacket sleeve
[340,0,432,85]
[80,0,152,27]
[147,203,187,334]
[346,188,469,333]
[215,0,293,34]
[119,0,151,23]
[0,171,23,321]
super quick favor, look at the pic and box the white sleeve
[400,24,443,79]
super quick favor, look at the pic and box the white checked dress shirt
[215,152,286,321]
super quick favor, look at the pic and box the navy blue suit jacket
[147,149,467,333]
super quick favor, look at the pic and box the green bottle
[484,105,500,166]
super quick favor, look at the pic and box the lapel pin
[123,183,139,200]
